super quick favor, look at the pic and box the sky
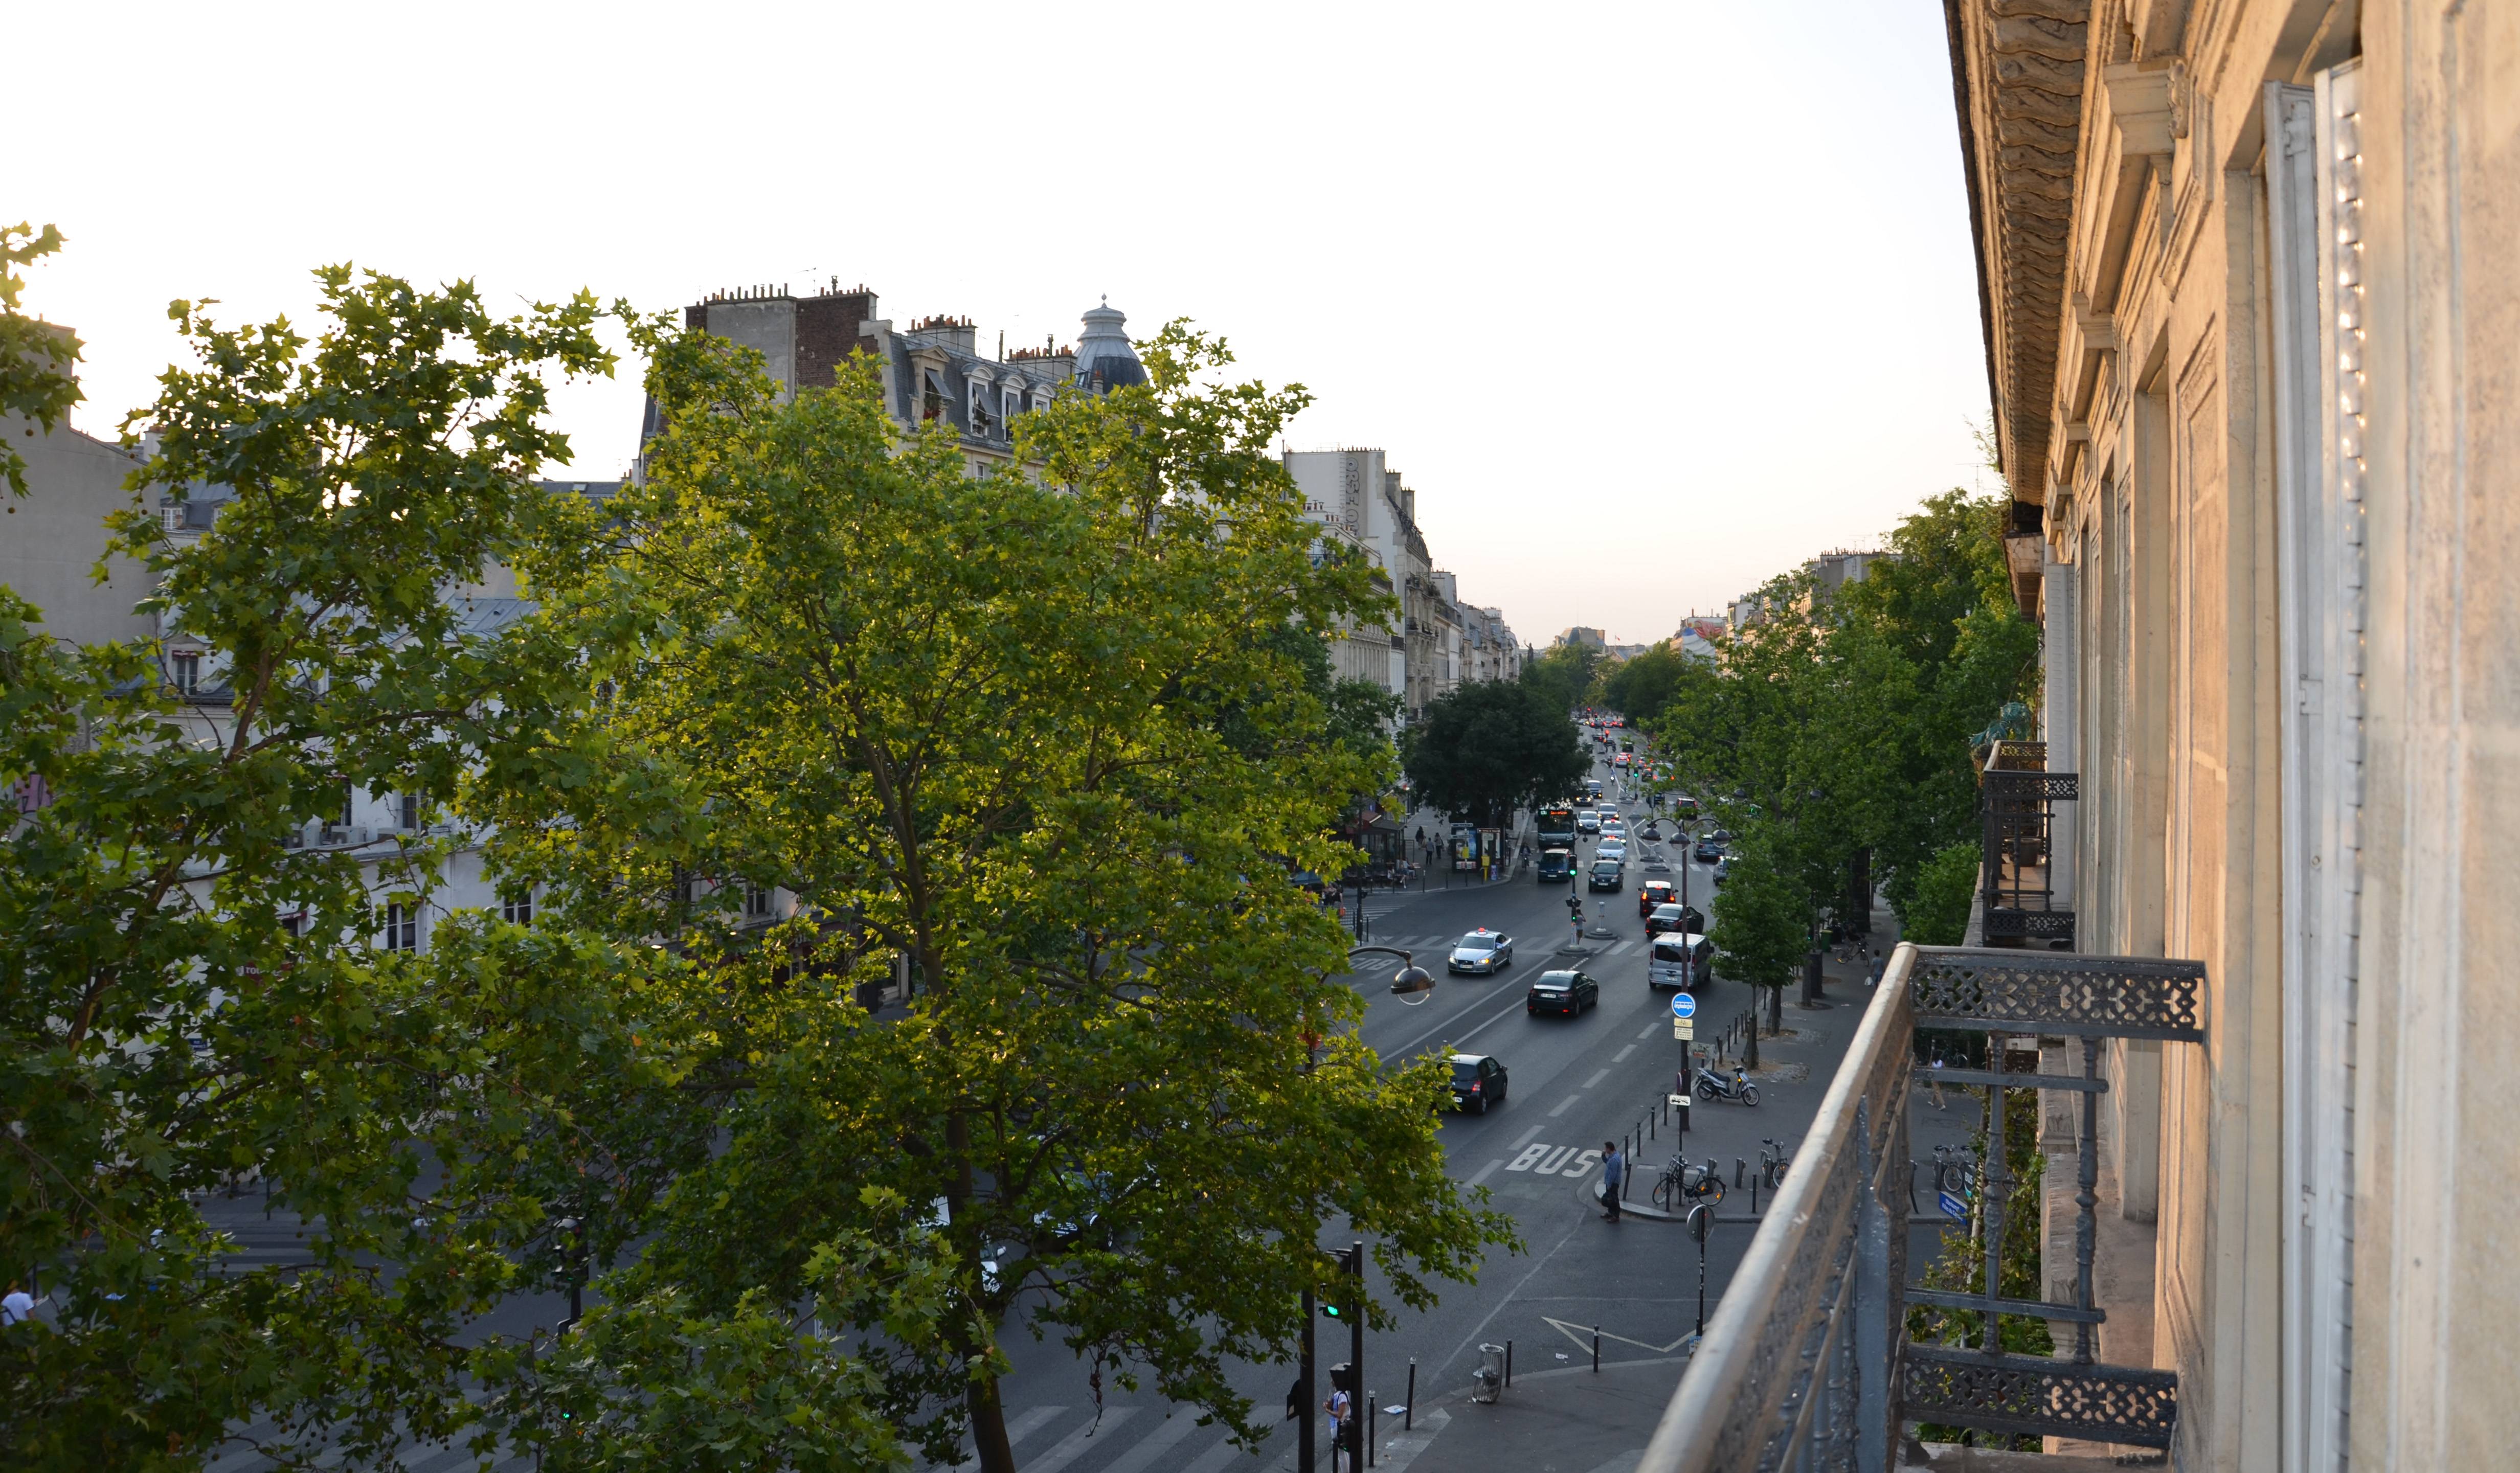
[13,1,1995,648]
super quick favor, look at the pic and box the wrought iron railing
[1639,944,2204,1471]
[1981,742,2076,946]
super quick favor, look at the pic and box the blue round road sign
[1671,992,1697,1019]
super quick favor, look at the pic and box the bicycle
[1652,1155,1725,1212]
[1930,1143,1976,1195]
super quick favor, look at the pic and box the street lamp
[1351,945,1434,1006]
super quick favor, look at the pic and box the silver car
[1447,929,1516,975]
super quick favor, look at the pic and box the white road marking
[1548,1095,1578,1117]
[1467,1157,1506,1187]
[1614,1045,1636,1062]
[1022,1407,1137,1473]
[1636,1023,1661,1041]
[1583,1068,1610,1089]
[1609,939,1635,955]
[1182,1437,1246,1473]
[1096,1416,1199,1473]
[1510,1122,1546,1151]
[941,1406,1065,1470]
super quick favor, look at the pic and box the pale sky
[14,1,1993,648]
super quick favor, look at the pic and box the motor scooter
[1694,1063,1759,1107]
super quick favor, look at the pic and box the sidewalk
[1367,1357,1688,1473]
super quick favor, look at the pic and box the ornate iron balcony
[1640,945,2204,1470]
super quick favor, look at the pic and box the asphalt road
[960,744,1882,1473]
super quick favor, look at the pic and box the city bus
[1536,803,1578,848]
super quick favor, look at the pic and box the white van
[1649,932,1712,991]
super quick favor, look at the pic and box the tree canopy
[1636,489,2037,938]
[1599,640,1689,720]
[1401,677,1591,831]
[1,248,1514,1473]
[1517,640,1602,713]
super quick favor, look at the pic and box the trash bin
[1472,1343,1506,1404]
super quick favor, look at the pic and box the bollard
[1505,1340,1514,1387]
[1406,1359,1416,1431]
[1734,1157,1745,1189]
[1750,1173,1760,1216]
[1593,1326,1601,1373]
[1368,1389,1376,1468]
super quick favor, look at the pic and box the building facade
[1949,2,2520,1466]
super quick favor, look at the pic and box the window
[170,650,201,695]
[377,903,418,951]
[396,791,419,831]
[281,913,306,938]
[1002,387,1021,426]
[502,891,533,926]
[967,381,994,438]
[161,505,184,535]
[921,370,947,422]
[744,883,773,920]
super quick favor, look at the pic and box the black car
[1588,857,1625,892]
[1525,970,1599,1017]
[1537,847,1574,883]
[1449,1053,1509,1114]
[1694,837,1726,864]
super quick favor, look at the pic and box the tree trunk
[968,1371,1018,1473]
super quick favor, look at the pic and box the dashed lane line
[1583,1068,1610,1089]
[1467,1158,1506,1188]
[1614,1045,1636,1062]
[1510,1121,1546,1151]
[1547,1095,1578,1118]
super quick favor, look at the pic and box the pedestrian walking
[1867,953,1885,988]
[1323,1385,1354,1471]
[3,1281,34,1326]
[1600,1140,1624,1221]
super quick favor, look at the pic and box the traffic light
[1318,1243,1362,1319]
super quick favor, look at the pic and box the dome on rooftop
[1073,297,1146,392]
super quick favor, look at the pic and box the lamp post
[1349,945,1435,1005]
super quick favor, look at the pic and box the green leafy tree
[488,320,1518,1473]
[1709,823,1810,1025]
[1901,839,1979,945]
[2,221,82,496]
[1650,489,2035,938]
[1599,640,1689,721]
[1518,640,1602,713]
[1401,678,1590,831]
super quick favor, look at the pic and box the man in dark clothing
[1601,1140,1624,1221]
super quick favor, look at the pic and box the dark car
[1446,928,1515,975]
[1450,1053,1509,1114]
[1526,970,1599,1017]
[1537,848,1574,883]
[1588,857,1625,892]
[1694,837,1726,864]
[1646,901,1689,936]
[1637,879,1677,917]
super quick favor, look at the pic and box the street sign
[1939,1191,1966,1221]
[1676,1095,1693,1108]
[1671,993,1698,1019]
[1673,1019,1693,1040]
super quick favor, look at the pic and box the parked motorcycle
[1694,1064,1759,1107]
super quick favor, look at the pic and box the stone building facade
[1949,2,2520,1466]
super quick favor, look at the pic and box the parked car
[1588,857,1625,892]
[1638,879,1677,917]
[1537,848,1574,883]
[1450,1053,1509,1113]
[1526,970,1600,1017]
[1447,929,1516,975]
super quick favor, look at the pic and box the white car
[1447,929,1516,975]
[1596,840,1628,863]
[1577,811,1602,834]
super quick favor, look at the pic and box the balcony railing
[1981,740,2075,946]
[1641,944,2204,1471]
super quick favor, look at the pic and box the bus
[1536,804,1577,848]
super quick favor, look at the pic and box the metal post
[2075,1035,2100,1363]
[1367,1388,1375,1468]
[1696,1220,1708,1335]
[1300,1285,1316,1472]
[1405,1359,1415,1431]
[1349,1241,1364,1463]
[1982,1033,2009,1354]
[1505,1340,1513,1387]
[1592,1326,1601,1373]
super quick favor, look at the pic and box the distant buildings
[1283,449,1520,724]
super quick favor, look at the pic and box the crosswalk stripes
[1022,1406,1138,1473]
[1092,1412,1201,1473]
[1609,938,1635,955]
[1180,1436,1249,1472]
[939,1404,1067,1471]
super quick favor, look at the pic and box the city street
[955,746,1888,1473]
